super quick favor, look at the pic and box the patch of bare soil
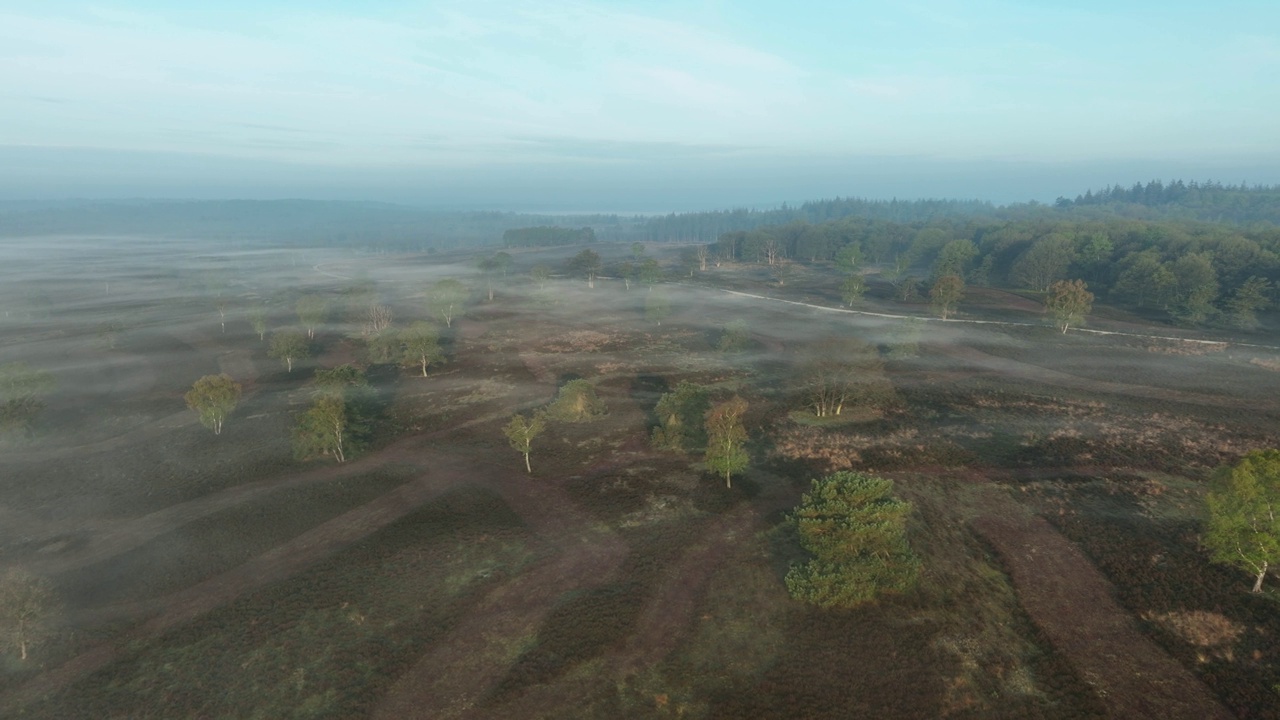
[971,488,1232,720]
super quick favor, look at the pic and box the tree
[214,296,230,333]
[248,306,268,341]
[651,381,710,452]
[631,242,646,260]
[645,289,671,325]
[567,248,602,288]
[294,395,351,463]
[184,373,242,435]
[478,255,499,301]
[268,330,310,372]
[1224,276,1271,330]
[696,244,710,272]
[401,321,444,376]
[638,258,663,289]
[1044,279,1095,333]
[840,275,867,307]
[932,239,977,280]
[771,261,793,286]
[504,412,545,473]
[530,264,551,290]
[835,243,863,273]
[364,304,393,337]
[0,362,55,436]
[929,274,964,320]
[430,278,467,328]
[295,295,329,339]
[1011,235,1075,291]
[493,251,514,277]
[366,327,400,364]
[1168,252,1220,325]
[0,567,56,661]
[785,471,920,608]
[800,337,894,417]
[704,397,748,488]
[545,379,606,422]
[1204,449,1280,593]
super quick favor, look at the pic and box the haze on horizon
[2,0,1278,211]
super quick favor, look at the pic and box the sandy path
[970,488,1233,720]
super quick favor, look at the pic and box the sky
[2,0,1278,210]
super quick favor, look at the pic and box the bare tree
[696,244,710,271]
[364,304,393,337]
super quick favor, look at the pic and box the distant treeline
[638,197,998,242]
[713,208,1280,329]
[502,226,597,248]
[1054,180,1280,225]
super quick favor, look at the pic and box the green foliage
[785,471,920,608]
[1170,252,1219,325]
[0,566,56,661]
[530,264,551,289]
[545,379,605,422]
[312,364,368,398]
[430,278,467,327]
[717,319,750,353]
[567,249,602,286]
[247,306,268,341]
[504,412,546,473]
[294,395,355,463]
[184,373,242,435]
[929,274,964,319]
[638,258,663,288]
[704,397,748,487]
[400,322,444,376]
[886,317,924,359]
[1224,276,1271,330]
[1011,235,1075,291]
[840,274,867,307]
[651,381,710,453]
[800,336,895,417]
[295,295,329,338]
[932,239,977,280]
[268,329,310,372]
[365,327,400,364]
[0,362,55,436]
[1204,449,1280,592]
[1044,279,1095,333]
[503,226,596,247]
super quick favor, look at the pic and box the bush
[785,471,920,608]
[545,379,606,422]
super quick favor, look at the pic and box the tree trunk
[20,638,26,661]
[725,468,732,488]
[287,356,293,372]
[524,452,531,473]
[1253,562,1268,593]
[421,358,428,377]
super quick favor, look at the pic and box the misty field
[1,238,1278,719]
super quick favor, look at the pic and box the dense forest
[712,204,1280,331]
[502,226,597,248]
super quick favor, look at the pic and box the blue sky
[2,1,1278,208]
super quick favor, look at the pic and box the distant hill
[0,199,640,249]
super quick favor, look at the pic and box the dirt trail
[970,487,1233,720]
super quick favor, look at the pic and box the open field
[1,238,1278,718]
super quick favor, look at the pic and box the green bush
[785,471,920,608]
